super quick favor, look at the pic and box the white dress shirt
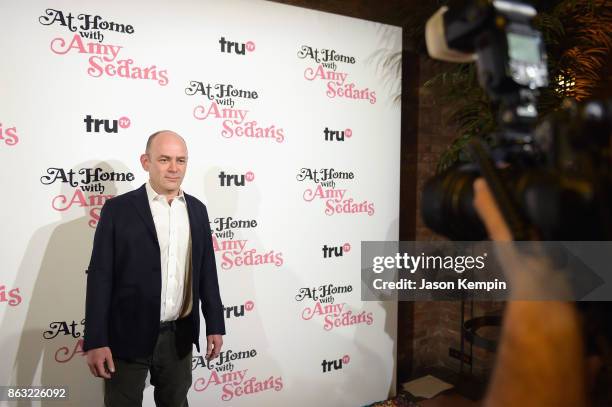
[145,181,191,322]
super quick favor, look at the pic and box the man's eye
[160,159,167,163]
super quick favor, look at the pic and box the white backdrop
[0,0,402,405]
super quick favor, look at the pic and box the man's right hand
[86,346,115,379]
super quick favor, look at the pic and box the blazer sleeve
[83,200,115,351]
[199,203,226,336]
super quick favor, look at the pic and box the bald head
[140,130,188,198]
[145,130,187,155]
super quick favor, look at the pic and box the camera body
[422,0,612,241]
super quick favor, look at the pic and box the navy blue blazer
[83,184,225,358]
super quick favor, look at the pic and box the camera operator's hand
[472,178,574,299]
[472,177,587,407]
[472,178,512,241]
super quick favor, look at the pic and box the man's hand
[473,178,587,407]
[86,346,115,379]
[206,335,223,360]
[473,177,573,298]
[473,178,513,241]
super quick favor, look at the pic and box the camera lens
[421,164,488,240]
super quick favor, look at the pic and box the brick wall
[411,58,502,380]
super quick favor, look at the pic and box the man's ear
[140,154,150,171]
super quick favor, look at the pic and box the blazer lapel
[185,193,202,272]
[129,184,159,244]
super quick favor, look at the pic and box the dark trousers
[104,319,192,407]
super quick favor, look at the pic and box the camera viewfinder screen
[507,32,541,64]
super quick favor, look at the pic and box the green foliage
[423,63,497,172]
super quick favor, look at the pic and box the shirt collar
[145,180,186,203]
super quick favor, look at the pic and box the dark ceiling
[269,0,411,26]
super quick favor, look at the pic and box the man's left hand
[206,334,223,360]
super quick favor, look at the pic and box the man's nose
[168,160,177,172]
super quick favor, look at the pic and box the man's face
[140,132,188,196]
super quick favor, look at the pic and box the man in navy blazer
[84,130,225,406]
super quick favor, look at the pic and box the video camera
[421,0,612,241]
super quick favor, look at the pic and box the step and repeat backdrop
[0,0,401,405]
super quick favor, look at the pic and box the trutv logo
[84,115,131,133]
[219,36,256,55]
[219,170,255,187]
[224,300,255,319]
[322,243,351,258]
[322,354,350,373]
[324,127,352,142]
